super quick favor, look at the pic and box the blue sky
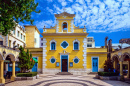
[19,0,130,46]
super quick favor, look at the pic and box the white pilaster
[83,38,87,70]
[71,20,74,32]
[42,38,47,73]
[56,20,59,33]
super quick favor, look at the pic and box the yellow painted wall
[38,56,42,69]
[87,54,107,69]
[25,26,35,48]
[45,29,56,33]
[44,35,86,69]
[0,47,19,60]
[87,48,107,52]
[74,29,84,33]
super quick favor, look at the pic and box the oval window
[50,58,56,63]
[74,58,79,63]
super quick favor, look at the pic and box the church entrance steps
[56,72,73,75]
[88,72,98,75]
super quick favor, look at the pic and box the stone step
[56,72,73,75]
[88,72,98,75]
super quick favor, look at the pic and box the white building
[0,24,26,48]
[87,37,95,48]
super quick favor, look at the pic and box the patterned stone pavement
[5,74,130,86]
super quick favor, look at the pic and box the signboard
[69,62,73,67]
[56,62,59,67]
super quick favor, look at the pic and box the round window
[74,58,79,63]
[50,58,56,63]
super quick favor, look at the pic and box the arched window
[74,42,79,50]
[63,22,67,31]
[51,42,55,50]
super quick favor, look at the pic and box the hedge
[16,72,37,77]
[98,72,119,76]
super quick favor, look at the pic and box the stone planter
[0,84,5,86]
[95,75,120,80]
[36,75,39,79]
[15,75,37,81]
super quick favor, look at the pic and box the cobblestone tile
[5,74,130,86]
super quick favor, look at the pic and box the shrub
[98,72,119,76]
[16,72,37,77]
[18,46,35,73]
[104,58,114,72]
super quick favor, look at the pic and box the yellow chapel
[39,12,107,74]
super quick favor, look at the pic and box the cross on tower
[63,8,66,12]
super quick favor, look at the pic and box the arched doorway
[4,56,12,79]
[123,53,130,78]
[4,53,16,81]
[112,55,119,72]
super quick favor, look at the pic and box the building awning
[33,58,38,63]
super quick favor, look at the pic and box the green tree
[104,58,114,72]
[0,0,40,35]
[18,46,35,73]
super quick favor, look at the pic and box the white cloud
[35,20,56,29]
[46,7,54,14]
[92,6,99,15]
[66,7,74,14]
[76,0,84,4]
[68,0,73,2]
[36,0,130,32]
[61,2,67,6]
[58,0,67,6]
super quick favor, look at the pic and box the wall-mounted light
[3,50,6,56]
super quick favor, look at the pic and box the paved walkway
[5,74,130,86]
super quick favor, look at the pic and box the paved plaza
[5,74,130,86]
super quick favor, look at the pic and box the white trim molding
[56,20,59,33]
[82,38,87,70]
[73,39,80,50]
[71,20,74,33]
[42,38,47,73]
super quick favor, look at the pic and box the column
[11,61,16,81]
[127,61,130,78]
[120,61,123,76]
[0,60,5,83]
[113,61,115,69]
